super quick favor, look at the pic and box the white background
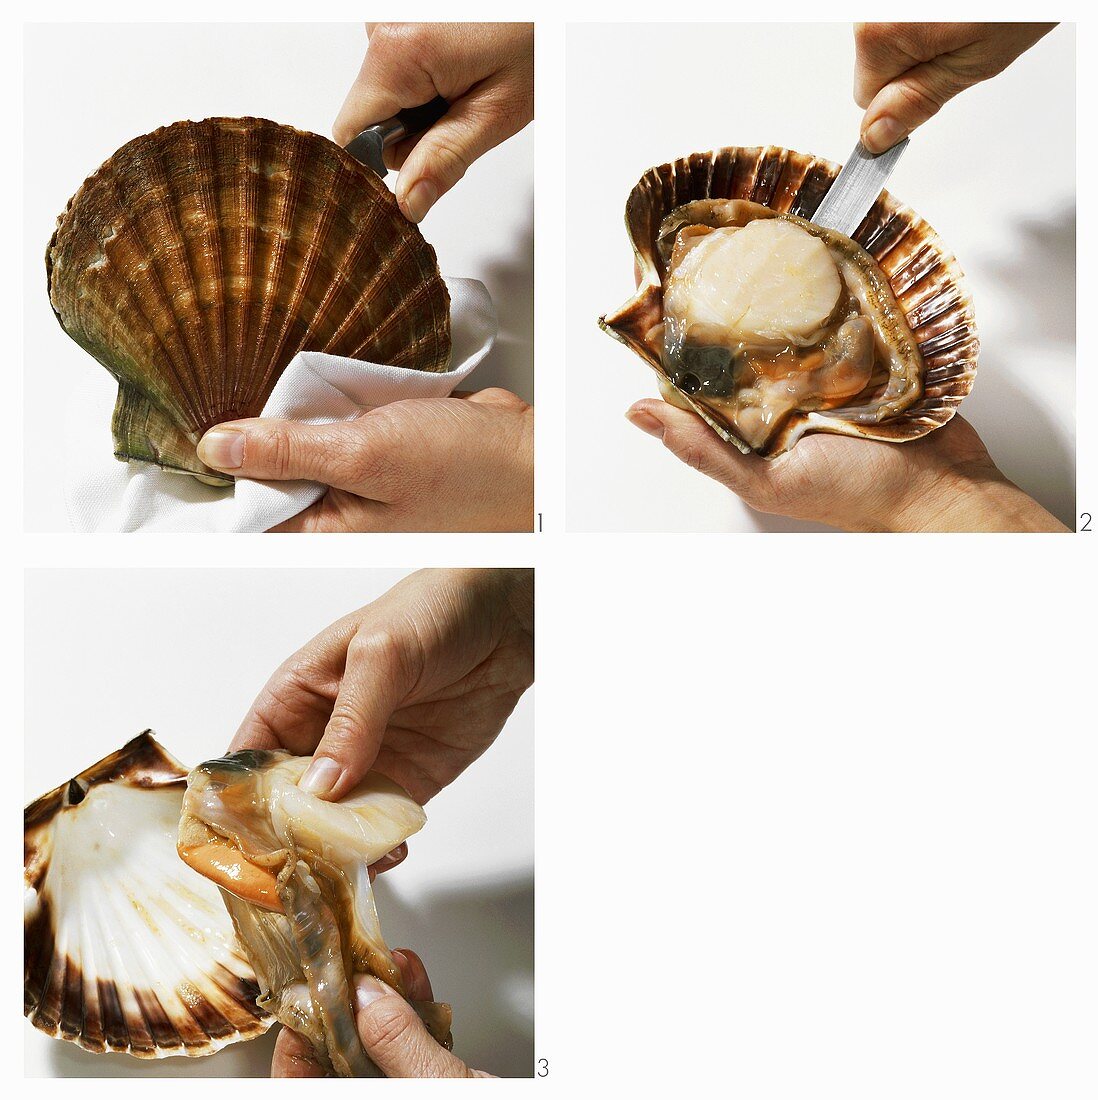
[9,10,1096,1098]
[23,22,534,532]
[566,22,1076,532]
[24,568,534,1078]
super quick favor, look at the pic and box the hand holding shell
[601,145,979,456]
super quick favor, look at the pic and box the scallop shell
[47,117,452,482]
[600,146,979,455]
[24,732,272,1058]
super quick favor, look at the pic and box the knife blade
[344,95,449,177]
[810,137,910,238]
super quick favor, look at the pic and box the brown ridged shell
[599,145,979,455]
[47,117,452,481]
[24,732,272,1058]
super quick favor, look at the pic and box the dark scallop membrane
[657,200,924,452]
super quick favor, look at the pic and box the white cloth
[65,278,496,532]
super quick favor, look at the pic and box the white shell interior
[28,780,265,1056]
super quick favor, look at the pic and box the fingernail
[862,117,906,154]
[299,756,341,797]
[355,976,393,1011]
[196,428,245,470]
[379,844,406,868]
[626,408,663,437]
[399,179,438,223]
[392,946,420,972]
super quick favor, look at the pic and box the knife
[344,95,449,177]
[810,137,910,237]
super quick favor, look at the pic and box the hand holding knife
[344,95,449,179]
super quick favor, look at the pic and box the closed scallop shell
[600,145,979,455]
[47,117,452,482]
[24,732,272,1058]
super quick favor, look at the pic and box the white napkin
[65,278,496,533]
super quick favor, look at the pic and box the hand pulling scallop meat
[47,117,451,483]
[25,732,447,1077]
[600,146,979,456]
[178,749,453,1077]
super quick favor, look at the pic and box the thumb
[196,418,375,490]
[299,627,417,802]
[625,399,768,499]
[394,73,529,222]
[860,61,970,152]
[354,978,482,1078]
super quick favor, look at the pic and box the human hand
[854,22,1056,153]
[196,388,533,533]
[626,401,1067,533]
[271,947,494,1077]
[230,568,534,804]
[333,22,534,222]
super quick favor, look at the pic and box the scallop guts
[178,750,454,1078]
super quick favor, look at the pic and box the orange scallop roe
[178,840,283,912]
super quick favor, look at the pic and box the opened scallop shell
[24,732,271,1058]
[600,145,979,455]
[47,117,452,482]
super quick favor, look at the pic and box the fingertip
[271,1026,327,1078]
[396,176,439,222]
[354,971,468,1077]
[625,404,664,437]
[312,722,374,800]
[355,974,397,1014]
[371,842,408,878]
[392,947,433,1001]
[390,949,416,995]
[395,121,478,221]
[314,738,375,802]
[299,755,342,798]
[196,425,246,470]
[331,109,350,147]
[325,769,368,804]
[628,397,701,432]
[634,399,760,490]
[861,115,906,154]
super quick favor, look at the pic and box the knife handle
[392,96,449,144]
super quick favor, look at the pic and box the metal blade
[345,100,446,179]
[344,129,388,177]
[811,138,910,237]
